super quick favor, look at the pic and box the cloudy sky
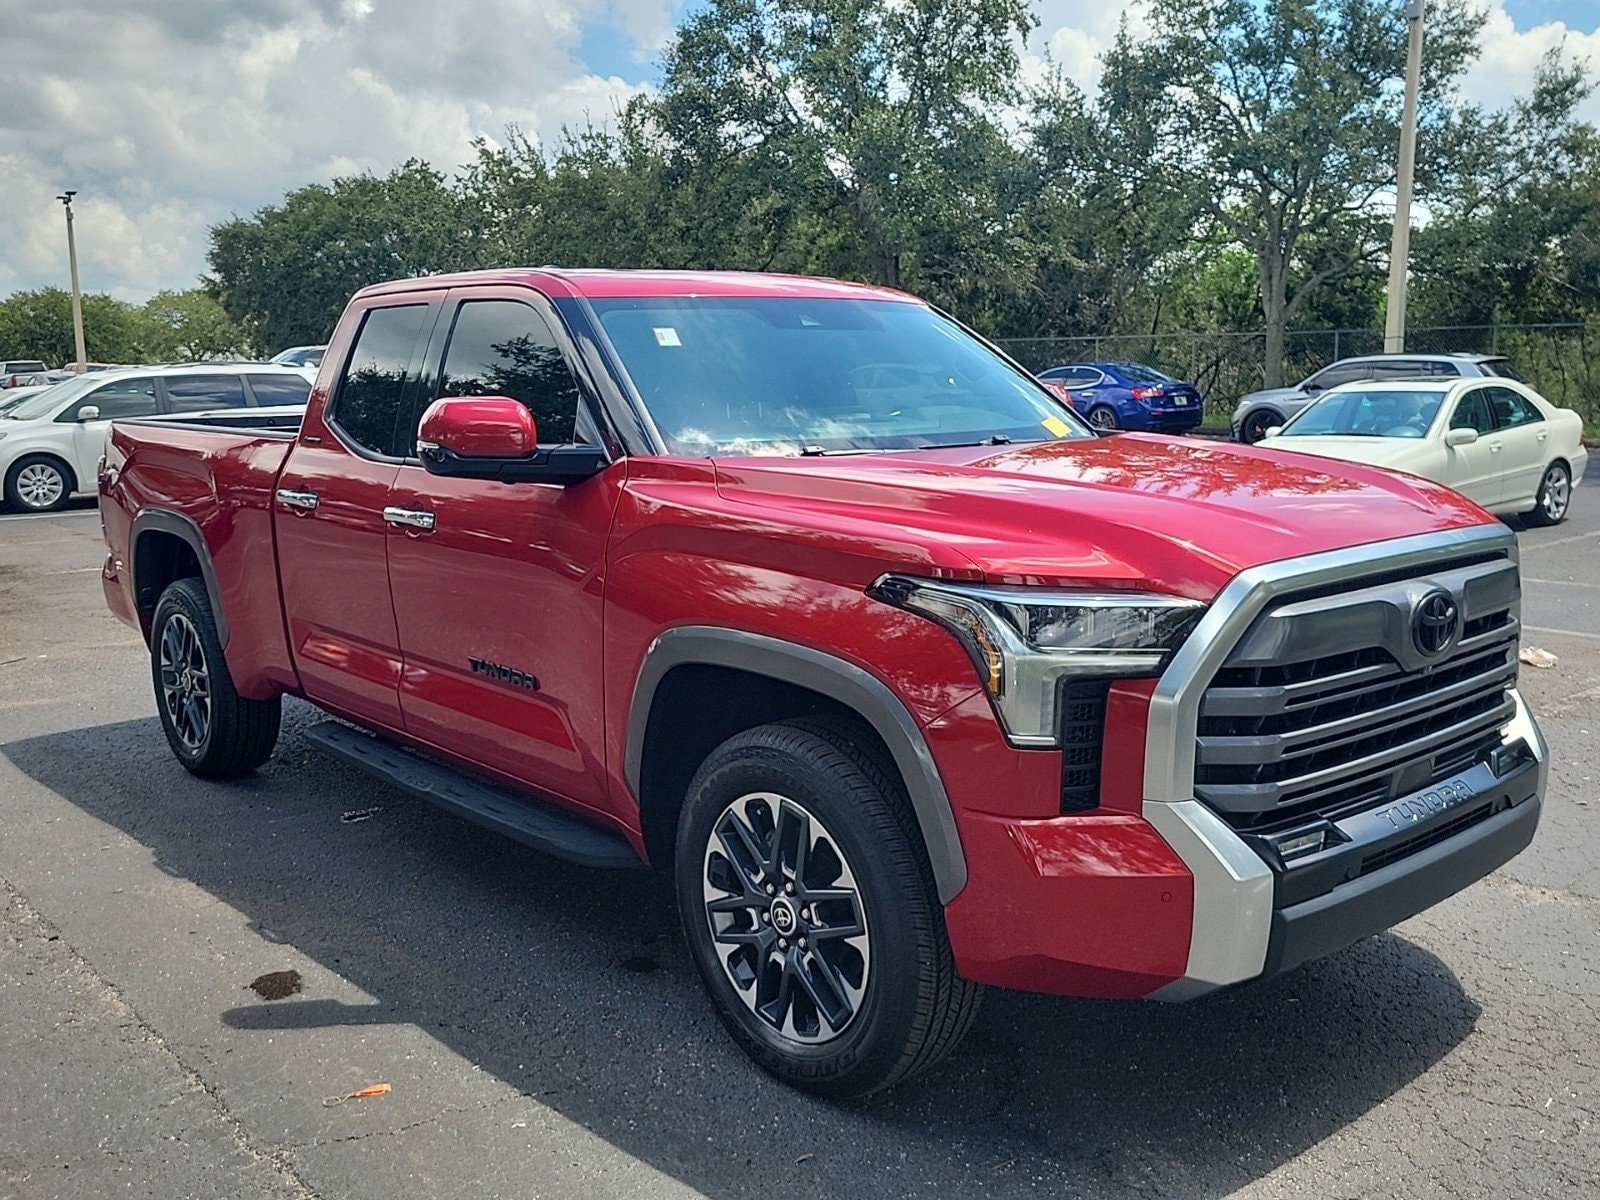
[1,1,1596,305]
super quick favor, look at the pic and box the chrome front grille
[1193,555,1520,832]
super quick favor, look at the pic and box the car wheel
[1088,406,1120,433]
[1526,462,1572,527]
[675,717,981,1098]
[1239,409,1281,444]
[150,578,281,778]
[4,454,74,512]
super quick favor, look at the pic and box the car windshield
[1,378,89,420]
[1115,363,1175,384]
[590,297,1090,455]
[1280,388,1447,439]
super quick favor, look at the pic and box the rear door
[1442,386,1504,509]
[275,297,441,729]
[1482,385,1548,507]
[383,287,622,810]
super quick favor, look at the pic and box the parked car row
[0,362,314,512]
[1030,349,1585,525]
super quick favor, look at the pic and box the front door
[1443,386,1504,509]
[385,290,621,811]
[66,376,159,486]
[276,299,438,729]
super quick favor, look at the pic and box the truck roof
[353,268,921,303]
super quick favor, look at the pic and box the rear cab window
[328,304,434,458]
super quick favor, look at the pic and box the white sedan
[1262,377,1588,525]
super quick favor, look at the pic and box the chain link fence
[998,323,1599,427]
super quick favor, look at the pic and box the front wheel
[1239,409,1281,444]
[5,454,73,512]
[1525,462,1572,527]
[675,718,980,1097]
[150,578,281,777]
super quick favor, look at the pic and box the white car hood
[1263,436,1426,469]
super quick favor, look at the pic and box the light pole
[1384,1,1425,354]
[57,191,87,373]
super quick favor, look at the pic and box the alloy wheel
[15,462,65,509]
[1089,407,1119,432]
[701,792,871,1045]
[1543,467,1571,522]
[158,612,212,750]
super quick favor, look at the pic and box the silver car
[1231,353,1527,442]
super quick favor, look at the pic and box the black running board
[305,721,644,870]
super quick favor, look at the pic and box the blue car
[1037,362,1204,433]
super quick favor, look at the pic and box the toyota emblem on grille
[1412,589,1459,657]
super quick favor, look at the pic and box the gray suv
[1232,353,1527,442]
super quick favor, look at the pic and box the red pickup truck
[100,269,1546,1096]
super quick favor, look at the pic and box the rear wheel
[1239,409,1281,444]
[1087,405,1120,433]
[675,718,980,1097]
[1525,462,1572,527]
[5,454,73,512]
[150,578,281,777]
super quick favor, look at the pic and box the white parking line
[1523,624,1600,643]
[1520,529,1600,552]
[1523,577,1600,589]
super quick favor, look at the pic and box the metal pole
[1384,2,1425,354]
[58,191,87,373]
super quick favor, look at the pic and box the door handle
[383,506,436,531]
[1489,443,1502,453]
[276,488,319,511]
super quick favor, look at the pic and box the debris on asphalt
[248,970,302,1000]
[1519,646,1559,668]
[340,806,382,824]
[323,1083,392,1107]
[795,1153,814,1164]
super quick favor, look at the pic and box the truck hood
[711,434,1492,602]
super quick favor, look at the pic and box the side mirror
[417,396,607,484]
[77,404,101,422]
[1263,426,1283,439]
[1302,383,1322,394]
[1445,427,1478,447]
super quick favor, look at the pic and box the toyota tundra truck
[99,269,1546,1096]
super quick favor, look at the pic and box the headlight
[867,575,1205,747]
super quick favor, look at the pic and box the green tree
[208,160,486,352]
[1097,0,1484,385]
[651,0,1034,302]
[141,289,256,361]
[0,288,153,367]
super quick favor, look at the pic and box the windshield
[1,378,90,420]
[1281,388,1447,439]
[590,297,1090,455]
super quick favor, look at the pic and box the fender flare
[625,627,968,902]
[129,509,229,647]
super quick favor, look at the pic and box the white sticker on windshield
[653,327,681,347]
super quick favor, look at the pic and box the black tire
[675,717,981,1098]
[1239,409,1281,444]
[4,453,75,513]
[1524,462,1572,527]
[1087,405,1120,433]
[150,578,280,778]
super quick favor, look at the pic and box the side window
[1432,361,1462,377]
[436,299,581,445]
[64,378,158,421]
[1450,390,1494,435]
[1485,386,1542,429]
[246,374,313,407]
[164,374,248,412]
[1369,359,1428,380]
[1309,362,1367,390]
[332,304,431,457]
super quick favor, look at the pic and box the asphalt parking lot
[1,495,1596,1200]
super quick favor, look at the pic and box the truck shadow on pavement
[4,705,1483,1200]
